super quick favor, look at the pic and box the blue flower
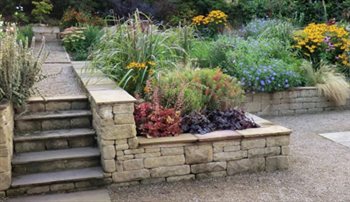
[260,80,265,86]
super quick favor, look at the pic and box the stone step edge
[15,110,92,121]
[27,95,88,103]
[11,167,104,187]
[12,147,100,165]
[14,128,96,142]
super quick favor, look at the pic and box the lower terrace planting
[72,62,291,184]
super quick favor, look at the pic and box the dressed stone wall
[244,87,350,116]
[72,62,292,186]
[0,102,14,195]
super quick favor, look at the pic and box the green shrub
[91,11,194,95]
[32,0,53,24]
[147,67,244,114]
[17,25,34,45]
[62,26,103,61]
[0,26,46,106]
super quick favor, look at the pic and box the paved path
[32,41,85,97]
[7,189,111,202]
[108,110,350,202]
[319,131,350,148]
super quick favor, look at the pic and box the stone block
[46,101,71,111]
[100,139,114,146]
[113,103,134,114]
[128,137,139,149]
[102,145,116,160]
[112,169,150,182]
[115,139,128,145]
[50,183,75,191]
[227,158,265,175]
[213,140,240,148]
[71,101,88,110]
[27,103,45,112]
[224,145,240,152]
[101,124,136,140]
[115,144,129,151]
[98,105,113,119]
[281,146,290,155]
[185,145,213,164]
[266,136,289,146]
[42,119,70,130]
[124,148,144,155]
[15,141,45,153]
[241,138,266,149]
[71,117,91,128]
[248,146,280,158]
[69,136,94,148]
[196,171,227,179]
[213,151,247,161]
[135,152,161,159]
[116,160,124,172]
[167,174,195,182]
[151,165,190,178]
[161,147,184,156]
[266,156,289,171]
[191,162,226,174]
[45,139,68,150]
[102,159,116,173]
[123,159,144,171]
[117,155,134,161]
[16,120,41,132]
[145,147,160,153]
[27,185,50,194]
[144,155,185,168]
[114,113,135,124]
[0,172,11,191]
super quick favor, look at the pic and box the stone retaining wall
[0,101,14,194]
[244,87,350,116]
[72,62,292,186]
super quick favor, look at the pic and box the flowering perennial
[192,10,228,26]
[293,23,350,66]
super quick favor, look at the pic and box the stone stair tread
[14,128,95,142]
[15,110,92,121]
[11,167,104,187]
[12,147,100,164]
[27,95,88,102]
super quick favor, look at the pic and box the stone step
[16,110,92,121]
[15,110,92,133]
[14,128,96,153]
[12,147,100,175]
[16,95,89,114]
[9,167,106,196]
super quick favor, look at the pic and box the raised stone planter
[72,62,292,186]
[0,101,14,194]
[243,87,350,116]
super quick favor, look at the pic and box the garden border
[72,61,291,185]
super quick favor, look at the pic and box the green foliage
[17,25,34,45]
[243,19,295,44]
[62,26,103,61]
[148,67,244,114]
[32,0,53,23]
[91,11,194,95]
[61,8,106,28]
[0,26,46,106]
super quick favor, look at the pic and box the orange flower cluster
[192,10,228,26]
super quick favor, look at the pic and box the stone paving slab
[319,131,350,148]
[7,189,111,202]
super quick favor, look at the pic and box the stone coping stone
[139,122,291,146]
[72,61,137,104]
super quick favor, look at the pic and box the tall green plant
[91,11,194,95]
[32,0,53,24]
[0,26,46,106]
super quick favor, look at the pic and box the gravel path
[32,41,85,97]
[108,110,350,202]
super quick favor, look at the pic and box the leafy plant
[91,11,193,95]
[0,26,46,106]
[61,7,105,28]
[134,88,182,137]
[301,61,350,105]
[148,67,244,114]
[62,26,102,60]
[293,23,350,71]
[181,109,258,134]
[192,10,228,37]
[17,25,34,45]
[32,0,53,24]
